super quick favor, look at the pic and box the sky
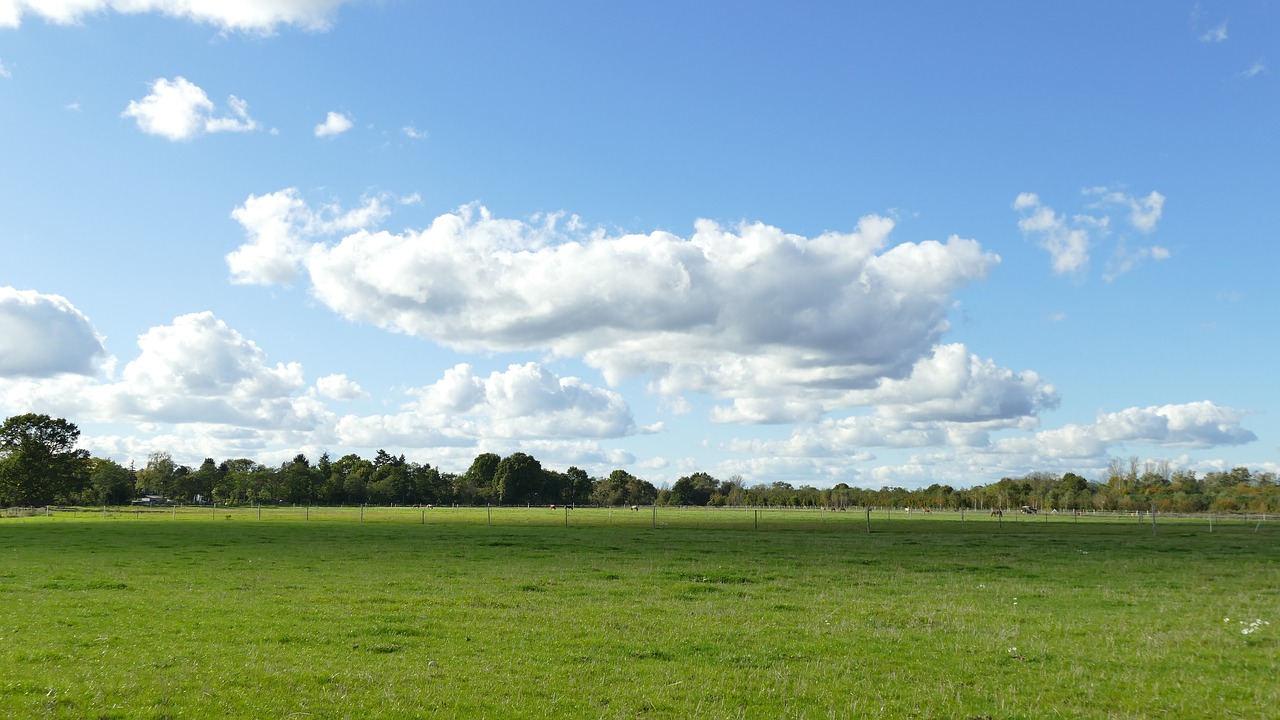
[1,1,1277,489]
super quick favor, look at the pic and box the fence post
[1151,502,1157,536]
[865,506,872,534]
[564,505,569,528]
[486,504,491,526]
[360,504,364,523]
[652,505,656,529]
[258,505,262,521]
[755,509,759,530]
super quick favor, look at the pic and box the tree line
[2,414,1278,513]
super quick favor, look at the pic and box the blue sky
[1,1,1276,489]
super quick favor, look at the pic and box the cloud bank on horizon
[0,1,1274,487]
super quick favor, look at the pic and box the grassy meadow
[1,508,1277,719]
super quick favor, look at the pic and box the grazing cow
[631,505,639,512]
[990,508,1003,517]
[550,504,556,510]
[923,508,932,514]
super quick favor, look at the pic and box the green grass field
[1,508,1276,719]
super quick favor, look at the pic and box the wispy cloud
[402,124,428,140]
[0,0,357,33]
[1200,21,1228,43]
[0,58,10,78]
[1013,193,1091,276]
[1243,57,1267,78]
[1085,187,1165,233]
[1015,187,1168,280]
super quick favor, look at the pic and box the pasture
[0,508,1276,718]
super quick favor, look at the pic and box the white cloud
[0,287,106,378]
[985,401,1256,470]
[315,373,367,400]
[1017,188,1167,279]
[724,346,1057,457]
[229,194,1002,421]
[402,125,428,140]
[203,95,258,134]
[1084,187,1164,233]
[1243,58,1267,78]
[407,362,649,440]
[0,0,354,33]
[226,188,389,285]
[1103,240,1172,282]
[0,308,655,469]
[1200,21,1228,42]
[1095,401,1256,448]
[1013,194,1091,275]
[0,58,10,78]
[844,343,1058,423]
[111,312,311,427]
[0,311,326,440]
[315,111,353,138]
[728,398,1256,486]
[122,77,258,141]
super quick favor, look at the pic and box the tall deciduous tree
[135,451,176,497]
[0,414,90,506]
[494,452,542,505]
[88,457,135,505]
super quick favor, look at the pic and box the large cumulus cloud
[228,191,1023,424]
[0,287,105,378]
[0,308,645,467]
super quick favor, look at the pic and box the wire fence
[2,503,1274,534]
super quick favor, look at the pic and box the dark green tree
[494,452,543,504]
[135,451,176,497]
[280,453,313,504]
[669,472,718,506]
[564,466,592,505]
[370,452,413,505]
[189,458,222,503]
[0,414,90,506]
[86,457,134,505]
[415,464,449,505]
[464,453,501,490]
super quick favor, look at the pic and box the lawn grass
[1,510,1276,718]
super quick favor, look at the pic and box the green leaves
[0,414,90,506]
